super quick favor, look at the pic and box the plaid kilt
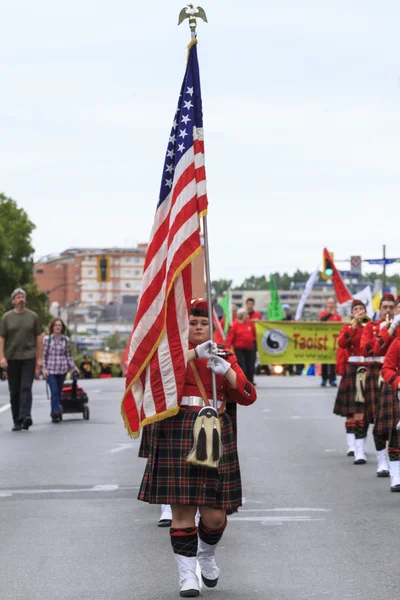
[138,407,242,511]
[333,363,366,417]
[138,425,152,459]
[374,381,400,440]
[364,363,383,424]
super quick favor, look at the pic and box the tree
[0,194,49,323]
[236,275,269,291]
[104,331,128,351]
[211,279,233,300]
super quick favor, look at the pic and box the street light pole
[382,245,387,294]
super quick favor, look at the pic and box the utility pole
[383,245,387,294]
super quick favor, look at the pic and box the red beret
[352,299,365,310]
[190,298,209,317]
[381,293,395,305]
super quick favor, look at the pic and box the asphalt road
[0,375,399,600]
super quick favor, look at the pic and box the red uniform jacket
[338,323,364,355]
[183,348,257,406]
[374,323,400,354]
[336,324,363,374]
[336,347,349,376]
[382,339,400,390]
[360,320,399,357]
[226,321,255,351]
[319,311,342,322]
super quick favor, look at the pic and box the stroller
[60,374,90,420]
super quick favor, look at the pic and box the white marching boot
[346,433,356,457]
[158,504,172,527]
[198,539,220,588]
[376,449,390,478]
[354,438,367,465]
[389,461,400,492]
[174,555,200,598]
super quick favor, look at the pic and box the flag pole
[178,5,218,409]
[203,216,218,408]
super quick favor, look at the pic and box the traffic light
[97,255,110,282]
[322,251,334,280]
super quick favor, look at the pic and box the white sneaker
[174,555,200,597]
[346,433,356,457]
[376,449,390,477]
[198,538,220,588]
[389,461,400,492]
[354,438,367,465]
[158,504,172,527]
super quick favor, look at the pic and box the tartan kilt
[374,381,400,440]
[333,363,366,417]
[364,363,382,424]
[138,425,152,459]
[138,407,242,511]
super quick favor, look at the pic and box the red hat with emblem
[380,293,395,306]
[190,298,209,317]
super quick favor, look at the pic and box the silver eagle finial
[178,4,208,35]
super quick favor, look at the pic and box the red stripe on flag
[149,351,167,415]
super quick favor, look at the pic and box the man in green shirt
[0,288,43,431]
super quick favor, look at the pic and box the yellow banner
[93,351,121,365]
[255,321,343,364]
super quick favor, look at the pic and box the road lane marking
[110,443,139,453]
[0,403,10,415]
[0,484,139,498]
[230,516,325,522]
[239,508,330,512]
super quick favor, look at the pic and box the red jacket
[319,311,342,322]
[374,323,400,354]
[338,323,364,355]
[183,348,257,406]
[382,339,400,390]
[248,310,262,321]
[360,320,400,357]
[226,321,255,351]
[247,311,261,341]
[336,347,349,376]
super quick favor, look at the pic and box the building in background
[34,245,148,307]
[34,244,206,326]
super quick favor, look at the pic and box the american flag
[121,40,208,437]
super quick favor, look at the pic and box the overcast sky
[1,0,400,285]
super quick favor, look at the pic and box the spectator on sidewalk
[80,354,93,379]
[319,297,342,387]
[282,304,304,375]
[226,308,255,383]
[0,288,43,431]
[245,297,263,380]
[43,318,78,423]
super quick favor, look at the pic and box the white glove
[195,340,217,359]
[392,315,400,329]
[379,321,388,330]
[207,356,231,376]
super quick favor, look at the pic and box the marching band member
[375,297,400,491]
[333,300,368,460]
[360,294,396,475]
[138,299,257,598]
